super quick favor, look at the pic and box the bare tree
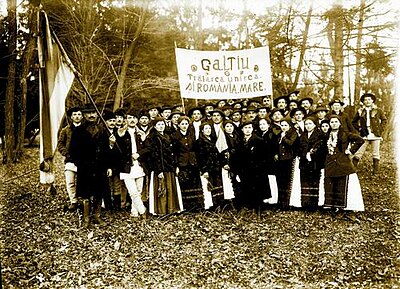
[325,2,344,100]
[113,1,151,111]
[353,0,366,105]
[4,0,17,164]
[291,1,313,92]
[15,6,38,160]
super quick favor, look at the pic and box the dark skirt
[236,170,271,209]
[324,175,349,208]
[150,172,182,215]
[275,159,295,209]
[300,167,321,210]
[178,165,204,211]
[208,170,224,208]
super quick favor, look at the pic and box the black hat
[168,109,185,120]
[188,106,205,117]
[246,105,257,112]
[160,106,173,112]
[172,104,183,110]
[103,109,116,121]
[221,105,233,111]
[66,106,82,117]
[314,104,329,113]
[269,107,285,118]
[256,106,270,112]
[148,105,161,112]
[114,108,127,117]
[290,107,306,118]
[288,90,300,96]
[360,93,376,103]
[273,95,289,107]
[209,109,225,117]
[231,109,242,115]
[288,99,299,106]
[299,97,314,105]
[82,103,96,113]
[269,108,285,117]
[139,110,150,119]
[126,107,138,117]
[329,98,345,106]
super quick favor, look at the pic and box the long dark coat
[324,129,364,177]
[232,134,271,209]
[69,121,101,199]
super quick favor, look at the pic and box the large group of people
[57,92,387,227]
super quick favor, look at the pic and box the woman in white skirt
[324,115,365,212]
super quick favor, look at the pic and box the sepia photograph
[0,0,399,287]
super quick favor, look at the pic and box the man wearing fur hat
[352,93,387,173]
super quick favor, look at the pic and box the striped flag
[38,11,75,183]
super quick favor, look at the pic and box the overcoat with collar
[324,129,364,177]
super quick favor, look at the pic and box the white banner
[175,47,273,99]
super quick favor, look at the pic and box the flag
[37,11,75,183]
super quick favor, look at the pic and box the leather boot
[93,198,104,225]
[352,157,360,168]
[113,194,121,211]
[373,158,380,175]
[82,199,90,228]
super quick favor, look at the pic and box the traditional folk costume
[258,129,279,205]
[172,128,204,211]
[146,130,183,215]
[224,131,241,200]
[298,128,324,210]
[352,98,387,173]
[324,128,365,211]
[195,134,225,209]
[118,127,147,217]
[273,128,299,209]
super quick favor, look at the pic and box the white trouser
[65,169,78,204]
[124,177,146,216]
[354,139,381,160]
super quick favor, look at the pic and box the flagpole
[51,26,122,153]
[51,30,110,133]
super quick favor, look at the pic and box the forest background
[0,0,399,164]
[0,1,399,288]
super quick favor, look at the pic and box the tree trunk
[16,8,37,160]
[4,0,17,164]
[353,0,365,105]
[113,4,149,111]
[291,1,313,92]
[333,3,344,99]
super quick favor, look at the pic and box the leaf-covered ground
[1,141,399,288]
